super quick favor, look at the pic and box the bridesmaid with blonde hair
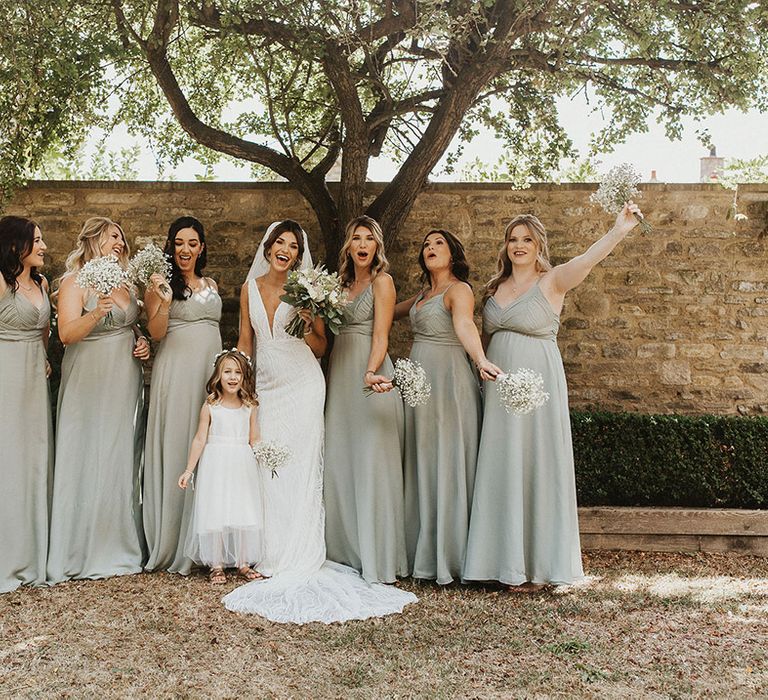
[142,216,222,574]
[47,216,150,584]
[0,216,53,592]
[324,215,408,584]
[464,203,643,590]
[395,229,501,585]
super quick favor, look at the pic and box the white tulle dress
[184,403,265,568]
[222,281,417,624]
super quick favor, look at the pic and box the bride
[227,220,416,624]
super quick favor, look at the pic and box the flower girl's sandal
[237,566,264,581]
[209,568,226,585]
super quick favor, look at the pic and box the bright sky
[123,94,767,183]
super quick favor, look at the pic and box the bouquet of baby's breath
[75,254,127,327]
[280,265,349,337]
[127,243,172,295]
[496,368,550,415]
[364,358,431,407]
[590,163,652,233]
[253,441,292,479]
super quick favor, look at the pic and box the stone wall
[7,180,768,415]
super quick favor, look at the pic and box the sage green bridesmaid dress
[47,291,145,583]
[0,288,53,593]
[144,283,222,573]
[403,289,481,584]
[463,283,584,585]
[324,284,408,583]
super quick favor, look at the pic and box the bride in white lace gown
[226,220,416,624]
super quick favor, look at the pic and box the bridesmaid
[395,229,500,584]
[0,216,53,592]
[324,215,408,584]
[464,203,643,590]
[47,217,150,584]
[143,217,222,574]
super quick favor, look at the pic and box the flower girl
[178,349,265,584]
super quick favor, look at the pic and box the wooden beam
[580,533,768,556]
[578,507,768,537]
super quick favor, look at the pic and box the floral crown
[212,348,252,367]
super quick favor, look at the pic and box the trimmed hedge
[572,411,768,509]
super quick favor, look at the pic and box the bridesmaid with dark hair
[0,216,53,592]
[142,216,222,573]
[394,229,501,585]
[324,215,408,584]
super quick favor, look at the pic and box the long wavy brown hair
[483,214,552,302]
[337,215,390,288]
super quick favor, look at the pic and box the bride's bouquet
[365,357,431,407]
[496,368,550,415]
[127,243,172,295]
[590,163,652,233]
[253,441,292,479]
[76,254,127,327]
[280,265,348,337]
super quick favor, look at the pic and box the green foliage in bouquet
[573,411,768,509]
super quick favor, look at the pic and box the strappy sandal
[209,567,226,584]
[237,566,265,581]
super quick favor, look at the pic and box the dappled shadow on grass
[1,551,767,698]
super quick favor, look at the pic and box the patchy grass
[1,551,767,698]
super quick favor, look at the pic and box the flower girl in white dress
[179,349,265,584]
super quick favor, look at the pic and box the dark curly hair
[418,228,471,286]
[164,216,208,300]
[0,216,43,291]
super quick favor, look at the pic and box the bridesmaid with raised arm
[142,217,222,574]
[324,215,407,584]
[395,229,501,585]
[464,203,644,590]
[47,217,150,584]
[0,216,53,593]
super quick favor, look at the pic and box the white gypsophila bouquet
[364,357,431,407]
[127,243,172,295]
[590,163,652,233]
[75,254,127,327]
[280,264,349,337]
[496,368,550,415]
[253,441,292,479]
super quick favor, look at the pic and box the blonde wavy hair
[483,214,552,302]
[62,217,130,275]
[337,215,390,288]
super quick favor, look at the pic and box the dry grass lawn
[1,551,767,699]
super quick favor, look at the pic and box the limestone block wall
[7,181,768,415]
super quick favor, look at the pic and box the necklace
[18,281,35,292]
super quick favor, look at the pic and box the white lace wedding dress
[222,281,416,623]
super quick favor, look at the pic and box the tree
[2,1,766,263]
[460,153,600,185]
[721,155,768,187]
[32,142,142,181]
